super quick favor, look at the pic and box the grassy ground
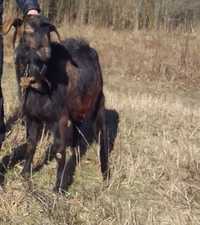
[1,25,200,224]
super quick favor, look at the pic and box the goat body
[0,37,109,192]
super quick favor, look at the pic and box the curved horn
[49,24,62,42]
[12,29,18,49]
[53,29,62,42]
[1,18,23,35]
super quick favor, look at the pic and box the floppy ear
[2,18,23,35]
[48,24,62,42]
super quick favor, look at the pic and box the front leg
[21,118,42,178]
[54,115,73,193]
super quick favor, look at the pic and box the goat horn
[53,29,62,42]
[48,24,62,42]
[0,18,23,36]
[0,20,13,35]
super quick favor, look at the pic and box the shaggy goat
[0,16,109,192]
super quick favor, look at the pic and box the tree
[48,0,57,23]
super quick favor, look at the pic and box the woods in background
[4,0,200,31]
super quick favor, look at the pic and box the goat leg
[96,97,110,182]
[54,147,66,193]
[21,119,42,179]
[54,115,73,193]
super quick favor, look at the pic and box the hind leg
[95,95,110,181]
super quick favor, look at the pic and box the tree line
[5,0,200,31]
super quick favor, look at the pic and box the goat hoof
[53,185,68,194]
[0,167,5,186]
[53,186,58,192]
[0,185,5,193]
[53,186,60,194]
[0,130,5,149]
[102,170,110,186]
[0,174,5,186]
[21,171,30,179]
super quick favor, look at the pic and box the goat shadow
[0,109,119,190]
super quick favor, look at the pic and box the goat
[0,16,109,192]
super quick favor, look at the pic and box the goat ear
[48,24,62,42]
[12,18,23,28]
[2,18,23,35]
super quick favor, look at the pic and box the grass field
[1,25,200,225]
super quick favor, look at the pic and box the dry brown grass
[1,25,200,224]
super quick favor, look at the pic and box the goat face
[5,16,61,84]
[22,16,52,62]
[5,15,61,62]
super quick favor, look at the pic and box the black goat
[0,16,109,192]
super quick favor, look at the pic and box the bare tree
[3,0,200,30]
